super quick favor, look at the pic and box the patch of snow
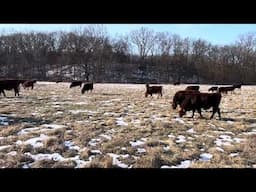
[0,145,11,151]
[88,138,101,146]
[99,134,111,140]
[7,151,17,156]
[130,140,145,147]
[55,111,64,115]
[64,141,80,151]
[161,165,172,168]
[173,118,185,124]
[171,160,192,168]
[116,117,128,126]
[69,110,97,114]
[90,150,102,154]
[187,128,195,133]
[131,119,141,124]
[227,121,234,124]
[25,152,65,161]
[19,134,51,148]
[163,146,170,151]
[229,153,239,157]
[176,135,186,143]
[168,134,175,139]
[199,153,213,161]
[137,148,146,153]
[17,127,41,135]
[0,116,9,125]
[108,153,129,168]
[215,147,225,152]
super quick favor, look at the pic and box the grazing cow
[218,86,235,94]
[145,84,163,98]
[185,85,200,91]
[172,90,200,110]
[173,81,180,85]
[70,81,83,88]
[23,80,37,90]
[233,83,242,90]
[0,80,23,97]
[178,92,222,119]
[81,82,93,94]
[208,86,218,92]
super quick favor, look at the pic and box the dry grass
[1,83,256,168]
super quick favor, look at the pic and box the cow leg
[197,108,204,118]
[191,109,195,118]
[217,107,221,120]
[210,108,217,119]
[1,90,6,97]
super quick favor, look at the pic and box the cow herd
[0,79,243,121]
[146,83,243,120]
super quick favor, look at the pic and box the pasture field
[0,82,256,168]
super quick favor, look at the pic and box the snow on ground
[0,145,11,151]
[116,117,128,126]
[99,134,112,140]
[176,135,186,143]
[17,124,66,135]
[69,110,98,114]
[88,138,102,147]
[130,140,145,147]
[199,153,213,161]
[161,160,192,168]
[173,118,185,124]
[64,141,81,151]
[229,153,239,157]
[137,148,146,153]
[214,135,233,146]
[16,134,51,148]
[187,128,195,133]
[0,116,9,125]
[7,151,17,156]
[107,153,130,168]
[215,147,225,152]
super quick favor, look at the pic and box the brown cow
[23,80,37,90]
[178,92,222,119]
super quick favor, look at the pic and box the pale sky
[0,24,255,45]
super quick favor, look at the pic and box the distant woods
[1,25,256,84]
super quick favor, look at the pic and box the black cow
[173,81,180,85]
[0,80,24,97]
[208,86,218,92]
[218,86,235,94]
[145,84,163,97]
[178,92,222,119]
[185,85,200,91]
[70,81,83,88]
[81,82,93,94]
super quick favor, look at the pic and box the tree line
[0,25,256,84]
